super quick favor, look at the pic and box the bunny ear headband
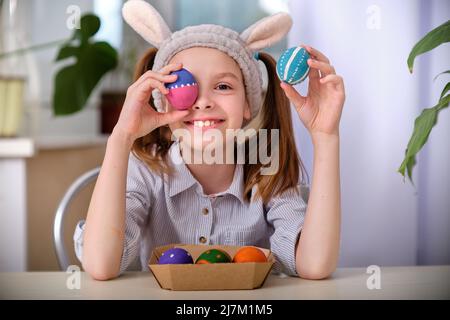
[122,0,292,123]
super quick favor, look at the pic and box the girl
[74,1,345,281]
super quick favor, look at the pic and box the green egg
[195,249,231,264]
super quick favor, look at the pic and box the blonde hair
[131,47,306,205]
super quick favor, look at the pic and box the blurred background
[0,0,448,272]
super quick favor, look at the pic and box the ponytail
[243,52,307,204]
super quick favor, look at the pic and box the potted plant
[53,13,137,134]
[0,12,127,135]
[53,14,118,116]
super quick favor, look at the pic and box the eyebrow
[213,72,240,81]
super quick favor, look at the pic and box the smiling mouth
[183,119,226,129]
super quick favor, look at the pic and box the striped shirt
[74,140,308,276]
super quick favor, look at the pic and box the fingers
[132,62,183,90]
[302,45,330,64]
[319,74,345,92]
[131,77,169,102]
[308,59,336,77]
[129,63,184,99]
[138,72,176,88]
[280,82,307,108]
[158,62,184,75]
[141,62,183,80]
[300,44,336,80]
[133,69,175,89]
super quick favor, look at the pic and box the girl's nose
[192,96,213,110]
[193,104,212,110]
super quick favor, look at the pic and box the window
[93,0,123,49]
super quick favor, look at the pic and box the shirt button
[202,208,209,215]
[199,236,207,244]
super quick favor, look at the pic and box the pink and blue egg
[164,68,199,110]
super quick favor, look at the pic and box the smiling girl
[74,0,345,281]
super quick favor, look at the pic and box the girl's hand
[280,45,345,137]
[113,62,190,143]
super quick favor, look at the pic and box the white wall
[289,0,449,267]
[417,0,450,265]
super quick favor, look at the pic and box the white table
[1,266,449,299]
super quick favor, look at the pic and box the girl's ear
[240,13,293,51]
[122,0,172,48]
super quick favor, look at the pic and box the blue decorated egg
[276,47,310,85]
[164,68,199,110]
[158,247,194,264]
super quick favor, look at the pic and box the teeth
[193,120,217,128]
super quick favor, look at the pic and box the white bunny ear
[122,0,172,48]
[240,13,293,51]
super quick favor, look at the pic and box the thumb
[155,110,190,127]
[280,82,306,108]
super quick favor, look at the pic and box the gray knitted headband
[122,0,293,122]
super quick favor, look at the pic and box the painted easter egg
[195,249,232,264]
[276,46,310,85]
[158,247,194,264]
[164,68,199,110]
[232,246,267,263]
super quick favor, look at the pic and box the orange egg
[232,246,268,263]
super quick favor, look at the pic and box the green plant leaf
[53,41,118,115]
[52,13,118,116]
[398,94,450,181]
[437,94,450,110]
[55,46,80,61]
[75,14,101,43]
[407,20,450,73]
[433,70,450,81]
[439,82,450,100]
[405,155,416,183]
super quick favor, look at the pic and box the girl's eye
[216,84,231,90]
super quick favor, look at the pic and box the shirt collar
[167,141,246,204]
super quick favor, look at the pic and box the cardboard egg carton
[148,243,275,291]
